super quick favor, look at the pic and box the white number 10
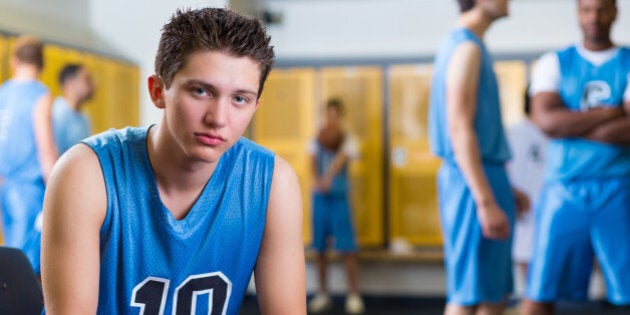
[131,272,232,315]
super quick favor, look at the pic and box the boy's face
[578,0,616,44]
[479,0,510,20]
[153,50,261,164]
[73,67,95,103]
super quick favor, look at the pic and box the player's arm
[529,53,623,139]
[309,141,325,192]
[254,156,306,315]
[41,144,106,315]
[446,41,509,240]
[584,86,630,144]
[531,92,622,138]
[33,92,59,183]
[318,149,349,192]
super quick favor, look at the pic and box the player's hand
[512,187,530,218]
[477,201,510,240]
[314,176,332,193]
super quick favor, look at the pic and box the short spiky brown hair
[155,7,275,97]
[13,35,44,70]
[457,0,476,13]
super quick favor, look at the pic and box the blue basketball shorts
[526,177,630,304]
[0,180,44,273]
[311,192,357,253]
[437,161,515,305]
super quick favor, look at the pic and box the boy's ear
[148,75,166,109]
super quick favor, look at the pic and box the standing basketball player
[0,36,58,275]
[522,0,630,314]
[429,1,528,314]
[41,8,306,314]
[308,98,364,314]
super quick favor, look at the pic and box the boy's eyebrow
[187,79,258,97]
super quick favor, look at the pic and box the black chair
[0,246,44,314]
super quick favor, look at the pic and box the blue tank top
[429,28,511,164]
[547,46,630,181]
[83,126,274,315]
[314,142,350,195]
[0,80,49,183]
[52,96,91,154]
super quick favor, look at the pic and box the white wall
[0,0,94,49]
[266,0,630,59]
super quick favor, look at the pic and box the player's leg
[590,178,630,306]
[522,181,594,315]
[309,193,332,313]
[331,194,363,314]
[475,165,516,315]
[438,163,513,311]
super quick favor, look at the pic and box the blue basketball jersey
[81,127,274,315]
[546,46,630,181]
[0,80,49,182]
[52,96,91,154]
[429,28,511,164]
[313,142,350,195]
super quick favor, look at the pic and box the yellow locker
[388,64,442,247]
[0,35,7,82]
[83,55,140,134]
[494,60,528,129]
[82,54,111,133]
[108,60,140,129]
[41,44,85,97]
[320,66,384,247]
[4,36,17,79]
[254,68,317,243]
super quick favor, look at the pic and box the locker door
[388,64,442,247]
[108,60,140,129]
[41,44,85,97]
[82,54,111,133]
[254,68,317,243]
[320,66,384,247]
[494,60,528,128]
[0,35,7,82]
[83,56,140,134]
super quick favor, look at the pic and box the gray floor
[239,295,630,315]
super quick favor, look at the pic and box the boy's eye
[234,95,248,104]
[193,88,207,96]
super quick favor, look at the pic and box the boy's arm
[319,151,348,191]
[254,156,306,315]
[585,99,630,145]
[41,144,107,314]
[446,41,509,240]
[530,92,623,138]
[33,92,59,183]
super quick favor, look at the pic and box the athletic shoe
[308,292,332,313]
[345,294,365,314]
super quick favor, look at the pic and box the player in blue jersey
[0,35,58,275]
[53,63,94,153]
[522,1,630,314]
[308,98,363,314]
[41,8,306,315]
[21,62,95,280]
[428,1,528,314]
